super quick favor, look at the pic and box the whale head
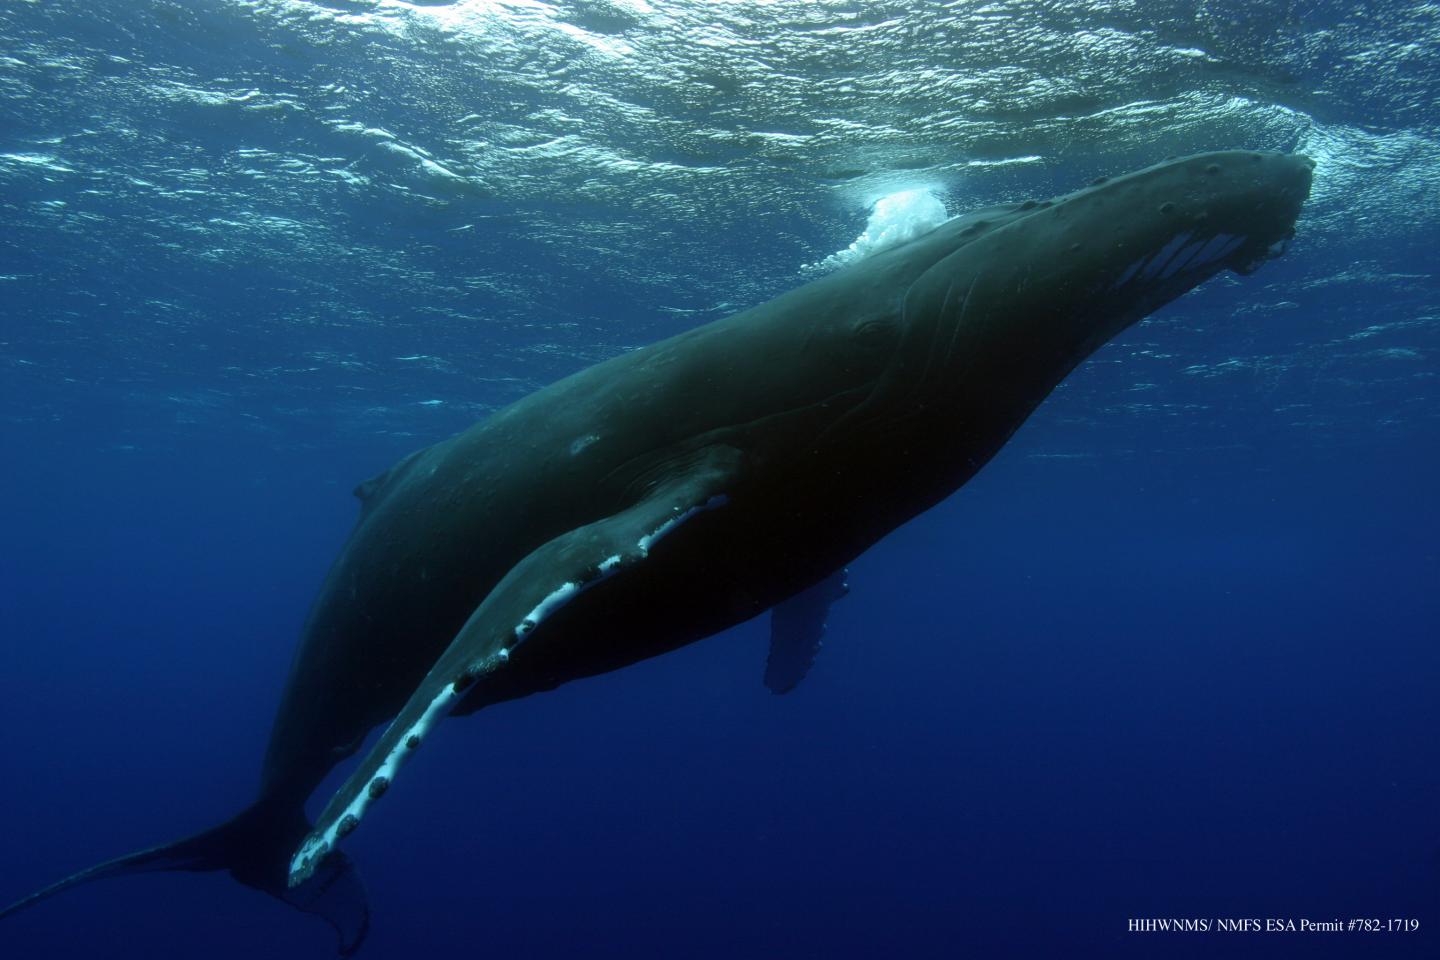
[902,150,1314,403]
[1071,150,1314,312]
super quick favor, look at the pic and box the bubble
[804,189,950,274]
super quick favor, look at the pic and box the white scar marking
[569,434,600,456]
[515,581,580,639]
[512,494,729,642]
[637,495,728,555]
[516,494,728,644]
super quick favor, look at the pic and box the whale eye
[852,316,897,346]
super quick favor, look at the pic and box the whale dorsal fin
[764,567,849,694]
[353,448,426,505]
[290,444,745,884]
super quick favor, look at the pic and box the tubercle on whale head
[910,151,1314,363]
[1021,150,1313,312]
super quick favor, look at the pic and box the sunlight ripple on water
[0,0,1435,451]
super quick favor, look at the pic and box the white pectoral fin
[288,447,740,886]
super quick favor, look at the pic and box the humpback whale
[0,151,1313,953]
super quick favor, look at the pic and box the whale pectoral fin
[288,446,742,886]
[764,567,849,694]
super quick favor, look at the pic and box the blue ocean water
[1,2,1436,958]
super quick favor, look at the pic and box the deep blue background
[2,374,1436,958]
[2,1,1438,958]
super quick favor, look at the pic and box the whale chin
[1231,228,1297,276]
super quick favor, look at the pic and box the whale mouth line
[1109,230,1248,291]
[1233,227,1296,275]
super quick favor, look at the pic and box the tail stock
[0,793,369,955]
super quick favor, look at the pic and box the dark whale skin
[283,152,1313,879]
[0,153,1313,944]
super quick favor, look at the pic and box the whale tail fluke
[0,794,370,955]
